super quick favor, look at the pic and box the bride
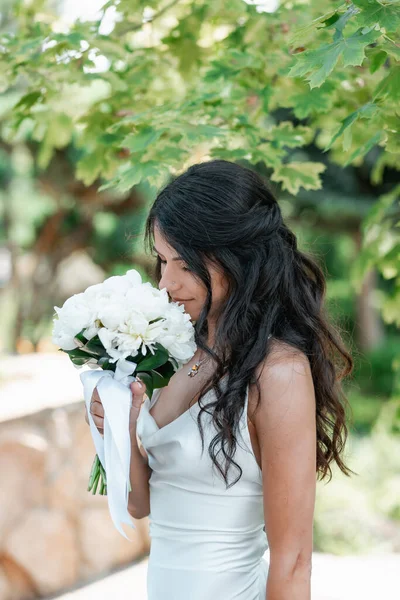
[86,159,353,600]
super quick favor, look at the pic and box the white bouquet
[52,268,196,538]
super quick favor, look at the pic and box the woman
[88,159,353,600]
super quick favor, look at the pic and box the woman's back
[136,379,269,600]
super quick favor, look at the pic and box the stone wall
[0,401,150,599]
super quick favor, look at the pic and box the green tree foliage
[0,0,399,377]
[1,1,398,193]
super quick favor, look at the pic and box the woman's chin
[186,308,199,321]
[173,300,199,322]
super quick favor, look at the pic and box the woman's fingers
[85,379,147,434]
[90,400,104,418]
[87,387,104,434]
[130,378,147,412]
[91,414,104,435]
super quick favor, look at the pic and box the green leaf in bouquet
[136,371,155,399]
[154,360,176,381]
[64,348,99,366]
[98,357,116,371]
[168,356,181,372]
[150,369,171,389]
[74,331,88,346]
[136,361,179,399]
[135,343,170,371]
[65,348,95,358]
[70,356,93,367]
[82,335,108,357]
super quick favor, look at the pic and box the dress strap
[240,383,262,478]
[243,382,250,423]
[150,387,162,409]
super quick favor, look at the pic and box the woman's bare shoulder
[248,338,311,412]
[263,337,310,373]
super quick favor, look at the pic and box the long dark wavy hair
[144,159,354,488]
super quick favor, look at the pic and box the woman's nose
[159,273,178,293]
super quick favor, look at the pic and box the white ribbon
[80,358,138,540]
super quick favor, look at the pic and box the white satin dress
[135,379,269,600]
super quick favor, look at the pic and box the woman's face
[153,223,229,323]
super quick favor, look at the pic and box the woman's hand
[84,377,148,435]
[129,379,148,431]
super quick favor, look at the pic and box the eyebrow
[152,246,184,261]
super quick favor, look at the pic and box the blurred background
[0,0,399,599]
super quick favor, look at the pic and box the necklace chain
[187,355,209,377]
[188,333,273,377]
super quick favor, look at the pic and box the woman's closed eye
[158,258,191,272]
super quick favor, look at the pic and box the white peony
[124,269,143,287]
[52,268,197,366]
[97,299,128,331]
[83,283,104,300]
[52,317,77,351]
[156,303,197,360]
[124,284,170,321]
[52,267,198,530]
[52,293,97,350]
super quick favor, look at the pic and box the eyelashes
[157,257,191,273]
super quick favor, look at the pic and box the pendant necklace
[187,334,272,377]
[187,355,209,377]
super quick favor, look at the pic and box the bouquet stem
[87,454,131,496]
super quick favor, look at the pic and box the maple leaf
[289,28,381,88]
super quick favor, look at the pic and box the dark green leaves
[289,27,381,88]
[135,343,169,371]
[326,103,378,151]
[64,348,98,367]
[353,0,400,33]
[63,333,109,367]
[122,127,165,153]
[1,0,398,194]
[61,331,176,392]
[374,66,400,102]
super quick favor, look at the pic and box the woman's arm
[127,420,152,519]
[253,346,316,600]
[87,384,152,519]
